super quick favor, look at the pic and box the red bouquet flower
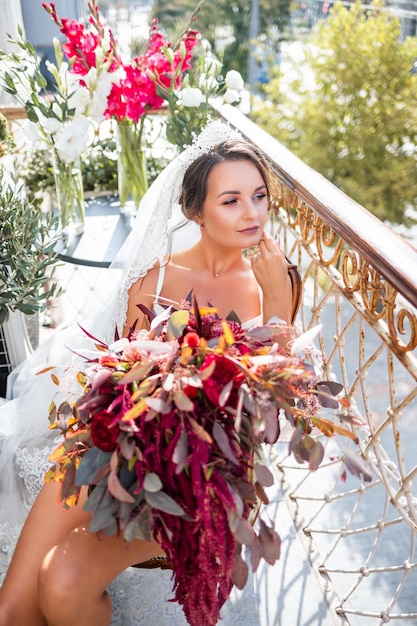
[45,305,357,626]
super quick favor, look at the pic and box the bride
[0,121,294,625]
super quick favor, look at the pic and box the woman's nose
[243,200,258,218]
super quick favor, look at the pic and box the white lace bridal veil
[0,120,243,581]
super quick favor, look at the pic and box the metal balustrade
[219,105,417,625]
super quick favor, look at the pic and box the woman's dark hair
[180,139,277,221]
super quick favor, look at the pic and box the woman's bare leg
[0,479,163,626]
[38,522,162,626]
[0,481,90,626]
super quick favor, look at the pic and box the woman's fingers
[259,230,283,257]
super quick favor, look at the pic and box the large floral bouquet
[45,304,357,626]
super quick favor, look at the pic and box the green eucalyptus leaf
[166,309,189,340]
[145,490,186,516]
[143,472,163,492]
[107,470,135,503]
[89,505,118,532]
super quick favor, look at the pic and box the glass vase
[116,119,148,219]
[52,149,85,237]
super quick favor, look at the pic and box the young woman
[0,122,293,625]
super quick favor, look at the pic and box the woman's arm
[123,266,160,336]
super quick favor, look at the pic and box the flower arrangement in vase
[0,20,115,236]
[44,1,199,218]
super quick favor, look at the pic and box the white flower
[54,116,90,162]
[200,38,211,52]
[23,120,43,143]
[179,87,204,108]
[199,73,218,92]
[223,88,240,104]
[88,83,113,121]
[198,74,219,92]
[68,84,91,115]
[204,55,222,77]
[51,101,65,121]
[43,115,62,134]
[225,70,244,91]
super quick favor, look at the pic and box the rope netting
[274,208,417,626]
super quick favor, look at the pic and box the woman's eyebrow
[217,184,266,199]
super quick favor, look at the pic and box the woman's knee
[38,544,93,622]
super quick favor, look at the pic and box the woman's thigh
[0,481,91,621]
[42,521,162,593]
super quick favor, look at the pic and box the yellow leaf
[222,320,235,347]
[121,398,148,421]
[192,306,218,316]
[167,310,190,340]
[76,371,87,386]
[36,366,56,376]
[333,423,359,444]
[180,345,193,365]
[188,416,213,444]
[48,443,67,461]
[51,373,60,386]
[311,416,335,437]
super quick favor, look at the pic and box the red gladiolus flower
[43,3,199,125]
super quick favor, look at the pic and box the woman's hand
[250,229,292,325]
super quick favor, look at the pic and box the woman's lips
[238,226,259,234]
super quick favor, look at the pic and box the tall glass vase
[116,118,148,219]
[52,148,85,237]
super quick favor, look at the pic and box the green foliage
[20,136,119,198]
[0,112,15,156]
[19,133,168,198]
[0,32,77,135]
[155,39,244,150]
[0,167,61,324]
[81,136,118,193]
[152,0,292,81]
[251,0,417,224]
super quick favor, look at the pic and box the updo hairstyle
[179,139,278,222]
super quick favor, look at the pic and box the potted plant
[0,117,61,396]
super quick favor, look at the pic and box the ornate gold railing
[220,105,417,626]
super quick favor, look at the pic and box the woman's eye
[223,198,238,205]
[254,192,267,201]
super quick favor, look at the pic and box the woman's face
[200,159,269,248]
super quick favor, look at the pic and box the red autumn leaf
[258,519,281,565]
[212,421,238,465]
[188,416,213,444]
[173,389,194,412]
[231,551,249,590]
[343,449,373,483]
[254,463,275,487]
[107,470,135,503]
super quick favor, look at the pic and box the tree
[151,0,292,81]
[251,0,417,225]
